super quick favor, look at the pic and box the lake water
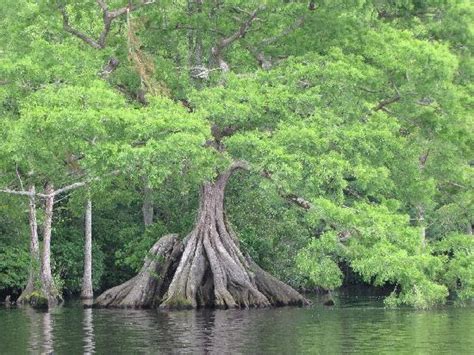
[0,293,473,354]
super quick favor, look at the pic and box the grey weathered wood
[81,198,94,301]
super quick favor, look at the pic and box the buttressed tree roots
[95,162,309,309]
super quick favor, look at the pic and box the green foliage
[227,173,312,286]
[115,222,168,272]
[52,221,105,294]
[0,0,471,308]
[296,200,452,308]
[0,246,29,292]
[297,233,344,290]
[433,234,474,302]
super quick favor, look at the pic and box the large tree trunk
[96,162,309,309]
[81,198,93,302]
[17,185,41,304]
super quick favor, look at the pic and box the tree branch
[2,181,87,199]
[419,149,430,170]
[338,231,352,242]
[53,181,88,197]
[38,171,120,198]
[217,160,249,187]
[15,164,24,192]
[285,193,313,209]
[373,95,401,111]
[211,6,263,71]
[60,0,156,50]
[285,193,355,242]
[229,160,250,172]
[260,15,305,49]
[246,11,307,69]
[0,188,34,197]
[96,0,108,12]
[2,169,119,200]
[443,181,467,189]
[99,57,120,77]
[259,167,357,243]
[60,5,102,49]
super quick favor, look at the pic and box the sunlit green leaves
[0,0,471,306]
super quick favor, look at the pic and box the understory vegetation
[0,0,472,308]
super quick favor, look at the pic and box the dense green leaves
[0,0,472,307]
[0,246,29,293]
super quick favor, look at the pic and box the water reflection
[0,296,472,354]
[156,309,257,353]
[22,304,96,354]
[25,307,41,352]
[83,307,95,354]
[25,307,54,354]
[42,311,54,354]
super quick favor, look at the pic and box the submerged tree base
[95,164,309,310]
[95,233,308,309]
[16,289,62,309]
[17,271,62,309]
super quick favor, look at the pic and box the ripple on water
[0,296,473,354]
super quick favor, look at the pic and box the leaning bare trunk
[96,162,309,309]
[81,198,93,302]
[17,186,40,304]
[40,183,60,306]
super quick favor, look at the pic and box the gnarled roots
[95,164,309,309]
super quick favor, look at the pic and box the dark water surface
[1,294,473,354]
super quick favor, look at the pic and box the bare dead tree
[16,185,40,304]
[80,197,94,303]
[1,179,93,306]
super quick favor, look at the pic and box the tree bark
[81,198,93,302]
[17,186,41,303]
[96,162,309,309]
[94,234,183,308]
[187,0,206,84]
[142,179,154,227]
[40,183,60,306]
[160,163,271,308]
